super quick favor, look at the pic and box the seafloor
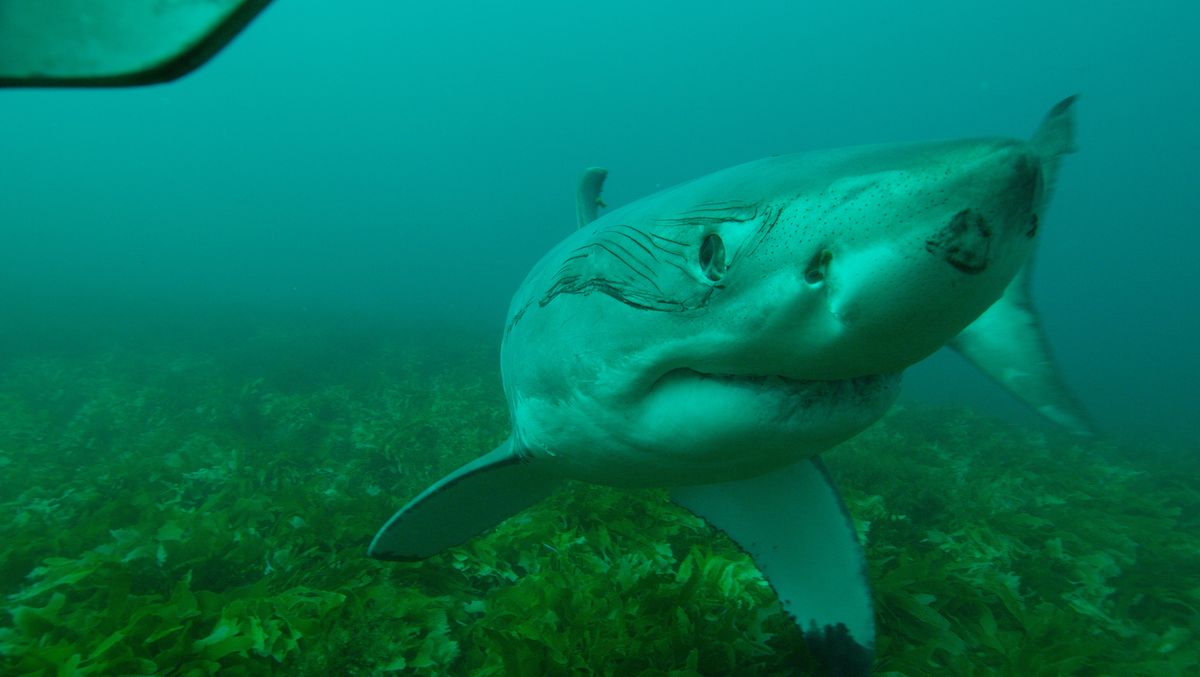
[0,323,1196,676]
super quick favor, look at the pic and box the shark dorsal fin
[951,261,1094,435]
[1031,95,1078,206]
[575,167,608,229]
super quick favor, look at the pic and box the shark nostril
[805,249,832,285]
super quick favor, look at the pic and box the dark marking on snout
[924,209,992,274]
[1027,213,1039,238]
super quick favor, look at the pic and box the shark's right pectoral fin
[368,437,561,561]
[670,458,874,677]
[951,262,1095,436]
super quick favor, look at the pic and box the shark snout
[798,146,1044,378]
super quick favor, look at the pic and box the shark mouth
[670,369,900,407]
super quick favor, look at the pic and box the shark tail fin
[1031,95,1078,204]
[576,167,608,228]
[671,459,874,676]
[369,437,561,561]
[951,260,1095,436]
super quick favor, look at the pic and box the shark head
[503,134,1058,486]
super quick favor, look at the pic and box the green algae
[0,330,1196,675]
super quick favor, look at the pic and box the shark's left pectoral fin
[670,459,874,676]
[951,264,1095,435]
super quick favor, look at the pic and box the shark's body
[370,98,1086,673]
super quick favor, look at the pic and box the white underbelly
[513,371,901,487]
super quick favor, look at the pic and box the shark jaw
[659,368,898,408]
[554,367,905,488]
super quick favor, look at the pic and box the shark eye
[699,233,726,282]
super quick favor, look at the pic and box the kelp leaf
[86,628,127,660]
[192,617,252,660]
[15,559,98,601]
[157,521,185,542]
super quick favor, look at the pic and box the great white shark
[369,98,1087,673]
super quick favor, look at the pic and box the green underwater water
[0,325,1197,676]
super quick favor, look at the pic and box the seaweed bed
[0,327,1196,676]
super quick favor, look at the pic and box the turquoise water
[2,2,1197,674]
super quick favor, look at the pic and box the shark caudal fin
[368,438,561,561]
[671,459,874,676]
[575,167,608,228]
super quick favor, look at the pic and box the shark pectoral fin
[368,438,561,561]
[575,167,608,228]
[670,459,874,676]
[951,263,1095,436]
